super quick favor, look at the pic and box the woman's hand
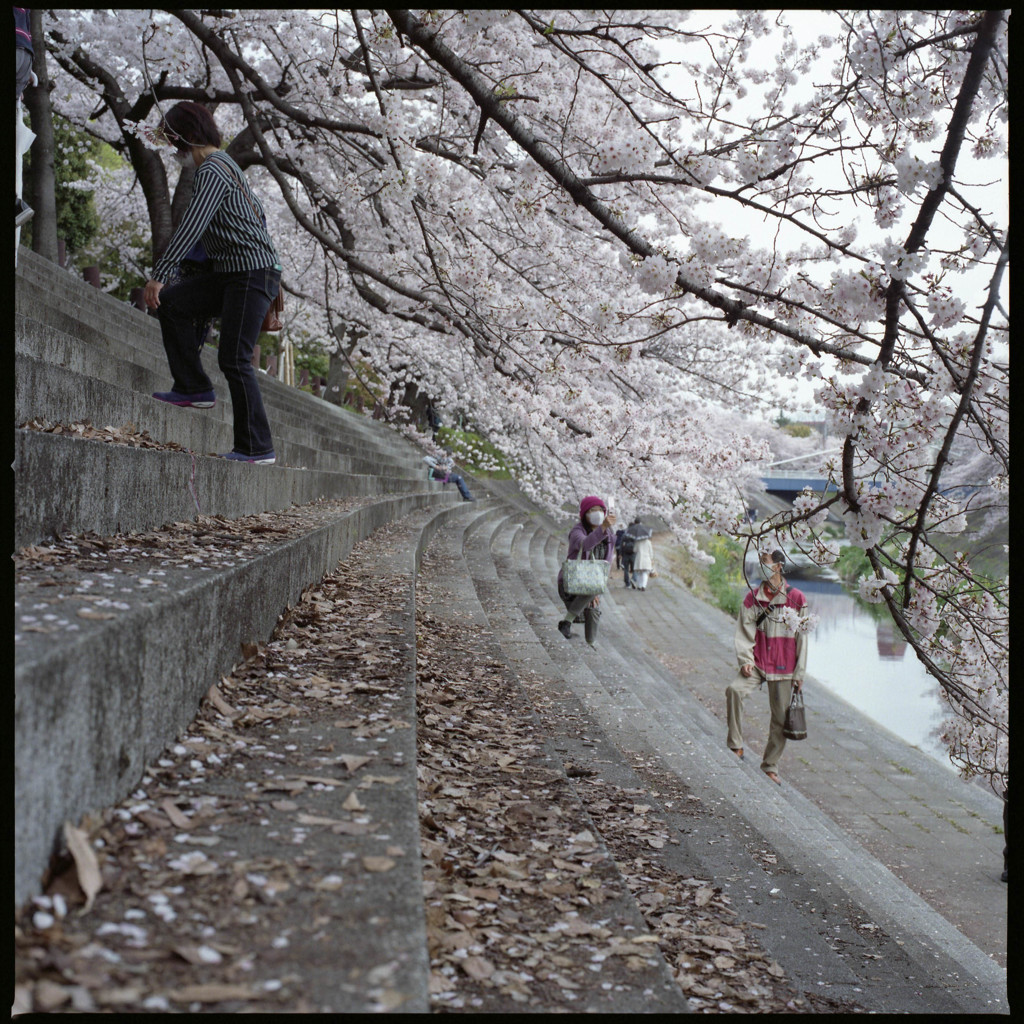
[144,279,165,310]
[604,511,617,530]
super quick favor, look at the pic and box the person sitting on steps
[423,450,475,501]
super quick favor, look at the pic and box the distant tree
[22,114,101,257]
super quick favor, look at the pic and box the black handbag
[783,690,807,741]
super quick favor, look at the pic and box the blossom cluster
[40,7,1008,787]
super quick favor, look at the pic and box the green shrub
[834,544,871,582]
[703,534,745,617]
[436,427,512,478]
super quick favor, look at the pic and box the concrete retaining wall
[14,491,449,905]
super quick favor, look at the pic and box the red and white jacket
[735,582,808,681]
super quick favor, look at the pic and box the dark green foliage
[23,114,100,254]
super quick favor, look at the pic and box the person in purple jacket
[557,495,617,646]
[727,549,808,784]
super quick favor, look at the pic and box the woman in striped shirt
[144,101,282,464]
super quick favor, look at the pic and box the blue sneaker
[153,388,216,408]
[220,450,276,465]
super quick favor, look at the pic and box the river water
[754,575,956,773]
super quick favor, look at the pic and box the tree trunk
[325,325,365,407]
[133,138,174,267]
[324,350,349,407]
[24,10,58,262]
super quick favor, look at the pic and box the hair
[770,549,786,565]
[161,101,222,152]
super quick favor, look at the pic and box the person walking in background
[726,550,808,785]
[619,517,640,588]
[556,496,616,646]
[143,101,282,465]
[631,524,655,590]
[613,525,625,570]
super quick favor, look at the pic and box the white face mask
[586,509,605,526]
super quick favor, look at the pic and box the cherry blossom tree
[39,10,1008,790]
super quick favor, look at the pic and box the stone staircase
[14,247,1006,1014]
[14,246,459,909]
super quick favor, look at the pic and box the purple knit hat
[579,495,606,521]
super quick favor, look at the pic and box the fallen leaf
[160,800,191,830]
[76,607,115,620]
[295,813,348,827]
[342,792,365,811]
[167,983,256,1003]
[362,856,396,873]
[33,980,71,1011]
[694,886,715,907]
[331,821,376,836]
[337,755,371,772]
[94,987,144,1006]
[461,956,495,980]
[205,683,239,720]
[63,821,102,910]
[172,943,223,965]
[312,875,344,892]
[360,775,401,786]
[260,780,306,793]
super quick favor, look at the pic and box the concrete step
[502,512,1006,1011]
[14,333,423,477]
[415,502,690,1012]
[14,490,458,909]
[13,428,451,548]
[14,349,426,473]
[16,253,433,466]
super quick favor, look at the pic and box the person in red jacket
[727,549,808,784]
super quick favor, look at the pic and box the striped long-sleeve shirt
[153,151,279,283]
[15,8,33,54]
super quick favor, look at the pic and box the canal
[779,575,956,773]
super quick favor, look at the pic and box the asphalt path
[604,546,1008,976]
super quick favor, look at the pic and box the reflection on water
[752,575,954,771]
[875,621,907,660]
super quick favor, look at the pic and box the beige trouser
[726,671,794,773]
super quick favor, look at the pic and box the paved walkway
[603,545,1007,968]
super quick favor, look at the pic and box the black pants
[157,265,281,456]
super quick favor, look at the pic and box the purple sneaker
[153,388,216,408]
[220,450,276,465]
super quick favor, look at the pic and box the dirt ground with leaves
[16,515,864,1013]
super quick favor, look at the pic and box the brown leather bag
[783,690,807,741]
[262,290,283,333]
